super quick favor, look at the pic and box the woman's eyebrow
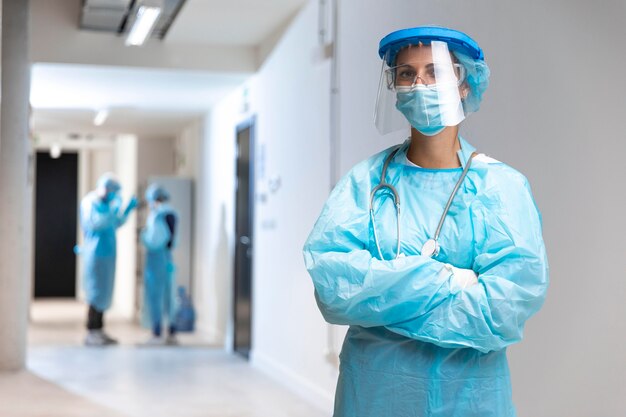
[395,61,435,67]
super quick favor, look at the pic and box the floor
[0,300,327,417]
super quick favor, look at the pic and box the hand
[123,196,138,216]
[446,264,478,289]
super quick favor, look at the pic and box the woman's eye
[398,70,416,79]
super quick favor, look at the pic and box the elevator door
[234,119,255,359]
[34,152,78,298]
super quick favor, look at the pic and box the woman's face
[393,44,468,97]
[395,45,437,87]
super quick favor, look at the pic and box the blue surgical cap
[452,51,490,113]
[96,173,121,194]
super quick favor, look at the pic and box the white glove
[445,264,478,290]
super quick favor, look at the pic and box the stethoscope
[369,145,476,260]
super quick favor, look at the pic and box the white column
[0,0,32,371]
[111,134,138,320]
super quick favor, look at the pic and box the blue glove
[123,196,138,216]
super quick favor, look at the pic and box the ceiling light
[125,6,162,47]
[50,143,62,159]
[93,109,109,126]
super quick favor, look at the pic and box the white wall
[248,1,335,408]
[195,101,238,345]
[88,148,115,188]
[137,137,176,189]
[175,121,202,179]
[200,0,336,409]
[337,1,626,416]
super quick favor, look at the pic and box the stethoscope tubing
[369,147,402,260]
[369,144,475,261]
[433,151,475,242]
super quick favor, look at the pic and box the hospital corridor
[3,301,322,417]
[1,1,626,417]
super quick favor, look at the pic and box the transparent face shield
[374,41,467,135]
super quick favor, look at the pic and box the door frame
[232,115,256,358]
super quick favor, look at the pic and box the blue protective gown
[303,137,549,417]
[141,204,178,329]
[79,191,131,311]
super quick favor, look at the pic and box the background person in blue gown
[141,183,179,346]
[78,173,137,346]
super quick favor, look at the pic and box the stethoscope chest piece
[421,238,440,258]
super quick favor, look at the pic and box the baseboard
[193,321,224,346]
[251,350,334,413]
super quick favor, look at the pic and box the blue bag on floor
[175,286,196,332]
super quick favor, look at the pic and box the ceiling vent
[80,0,186,41]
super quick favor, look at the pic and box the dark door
[233,118,255,358]
[34,152,78,298]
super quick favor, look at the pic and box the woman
[141,183,179,345]
[303,26,549,417]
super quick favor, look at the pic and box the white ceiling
[31,0,308,138]
[30,63,249,137]
[166,0,307,45]
[31,63,248,110]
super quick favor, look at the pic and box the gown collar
[457,136,476,169]
[396,136,476,169]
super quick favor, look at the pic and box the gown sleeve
[385,171,549,353]
[113,197,135,229]
[303,161,462,329]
